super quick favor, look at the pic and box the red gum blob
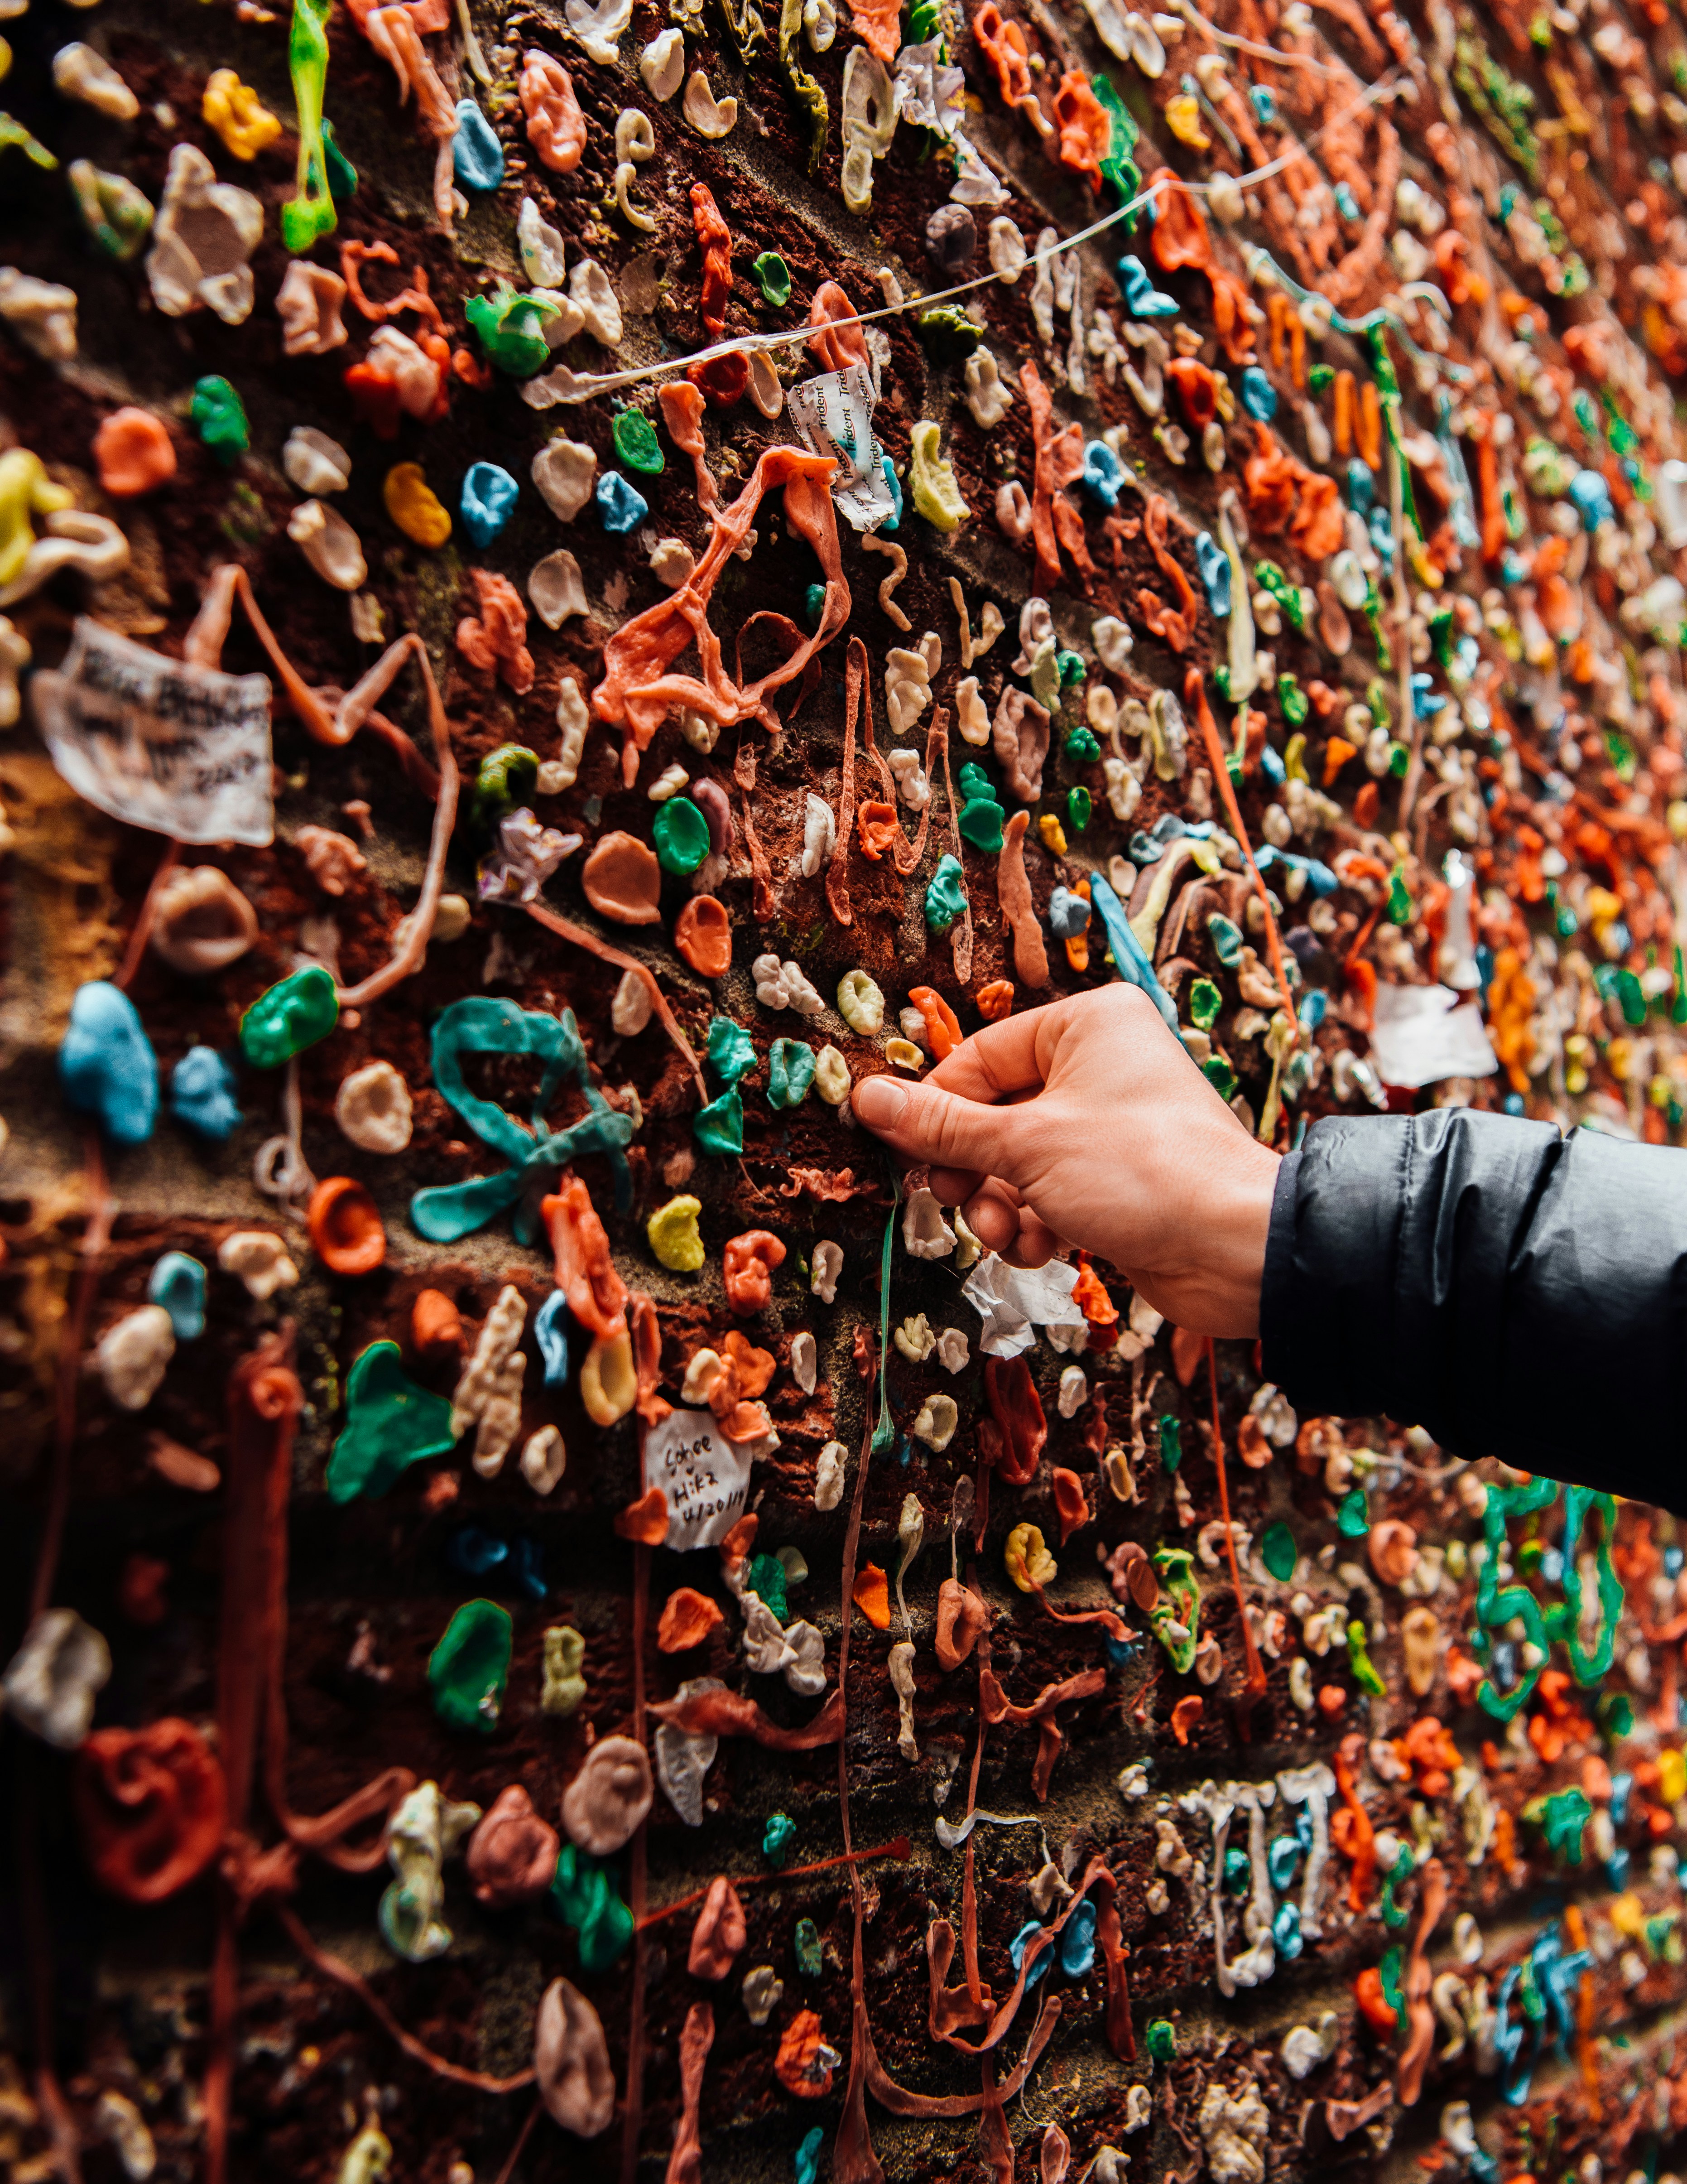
[852,1562,891,1630]
[691,183,732,341]
[972,3,1035,109]
[657,381,719,511]
[616,1486,669,1543]
[630,1289,670,1429]
[687,349,750,410]
[94,408,178,497]
[847,0,901,66]
[907,986,961,1060]
[687,1876,747,1978]
[1053,72,1108,190]
[456,570,535,695]
[976,979,1014,1021]
[674,895,732,977]
[658,1587,725,1652]
[1051,1468,1090,1545]
[582,832,663,924]
[410,1287,463,1356]
[983,1357,1046,1485]
[857,800,899,860]
[543,1175,630,1341]
[591,446,851,788]
[307,1176,387,1276]
[466,1784,560,1907]
[996,813,1050,991]
[806,280,870,374]
[722,1230,786,1313]
[1144,166,1255,363]
[775,2010,835,2099]
[519,50,585,172]
[934,1576,990,1669]
[1166,357,1218,430]
[668,2002,715,2184]
[1169,1694,1204,1745]
[75,1719,227,1903]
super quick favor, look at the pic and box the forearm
[1260,1109,1687,1512]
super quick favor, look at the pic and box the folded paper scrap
[32,616,274,845]
[961,1251,1086,1357]
[1367,982,1498,1091]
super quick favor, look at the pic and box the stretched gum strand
[524,74,1403,411]
[181,566,458,1013]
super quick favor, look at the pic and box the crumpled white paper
[1368,982,1497,1089]
[961,1252,1084,1357]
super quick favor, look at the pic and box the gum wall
[1,0,1687,2179]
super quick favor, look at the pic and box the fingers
[925,1002,1071,1105]
[956,1177,1021,1254]
[1004,1206,1062,1268]
[852,1071,1043,1187]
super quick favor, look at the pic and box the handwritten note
[643,1405,754,1552]
[32,616,274,846]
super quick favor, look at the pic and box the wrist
[1205,1142,1280,1338]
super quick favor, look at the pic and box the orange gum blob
[93,407,178,497]
[307,1176,387,1276]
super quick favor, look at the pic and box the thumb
[853,1073,1035,1183]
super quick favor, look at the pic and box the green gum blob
[746,1552,788,1621]
[653,796,710,874]
[550,1844,634,1970]
[1149,1546,1199,1673]
[751,251,792,306]
[471,743,539,831]
[1188,978,1222,1032]
[1202,1055,1238,1102]
[1379,1846,1414,1929]
[1260,1520,1297,1582]
[240,964,339,1068]
[326,1343,457,1502]
[768,1038,816,1109]
[1346,1616,1386,1697]
[706,1016,757,1086]
[466,286,564,377]
[958,788,1005,852]
[764,1811,798,1866]
[612,407,665,475]
[1336,1487,1370,1538]
[916,307,982,363]
[427,1599,513,1735]
[281,0,337,251]
[924,853,967,933]
[1474,1471,1558,1721]
[191,376,250,463]
[694,1087,745,1154]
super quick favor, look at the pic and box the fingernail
[854,1075,907,1130]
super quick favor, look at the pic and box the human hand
[851,985,1280,1337]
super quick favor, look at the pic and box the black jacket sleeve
[1259,1108,1687,1513]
